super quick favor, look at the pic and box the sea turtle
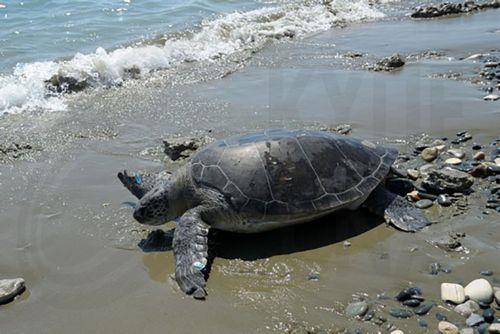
[118,129,429,299]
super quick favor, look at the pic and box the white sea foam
[0,0,384,115]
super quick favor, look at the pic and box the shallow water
[0,3,499,334]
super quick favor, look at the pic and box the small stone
[446,158,463,165]
[415,302,434,315]
[466,313,485,327]
[483,308,495,323]
[407,190,420,201]
[407,169,420,180]
[403,299,421,307]
[489,323,500,334]
[362,309,375,321]
[390,331,404,334]
[395,287,422,301]
[472,143,482,150]
[438,321,459,334]
[389,308,413,318]
[307,273,320,281]
[422,147,439,162]
[343,241,351,248]
[416,199,433,209]
[455,300,481,317]
[430,262,442,275]
[442,283,466,304]
[436,312,448,321]
[474,152,486,160]
[346,301,368,317]
[465,279,494,304]
[438,194,452,207]
[0,278,25,305]
[418,319,428,327]
[480,270,494,276]
[459,328,474,334]
[484,94,500,101]
[478,323,490,334]
[448,149,465,159]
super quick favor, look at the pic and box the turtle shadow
[138,209,384,260]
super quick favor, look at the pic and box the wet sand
[1,9,499,334]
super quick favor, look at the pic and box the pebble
[438,321,459,334]
[402,299,421,307]
[448,149,465,159]
[459,328,474,334]
[436,312,448,321]
[389,308,413,319]
[421,147,439,162]
[390,331,404,334]
[455,300,480,317]
[483,94,500,101]
[474,151,486,160]
[483,308,495,323]
[438,194,452,207]
[465,279,494,304]
[472,143,482,150]
[418,319,428,327]
[416,199,434,209]
[466,313,485,327]
[407,190,420,201]
[442,283,466,304]
[407,168,420,180]
[496,158,500,166]
[415,302,435,315]
[307,273,320,281]
[478,323,490,334]
[430,262,442,275]
[0,278,25,305]
[480,270,494,276]
[345,301,368,317]
[395,287,422,301]
[489,323,500,333]
[446,157,463,165]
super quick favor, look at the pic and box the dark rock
[45,74,89,94]
[480,270,493,276]
[418,319,428,327]
[477,323,490,334]
[483,308,495,322]
[403,299,421,307]
[470,165,489,178]
[430,262,442,275]
[422,168,474,194]
[308,273,320,281]
[395,287,422,301]
[472,143,482,150]
[362,310,375,321]
[373,54,405,71]
[436,312,447,321]
[415,302,435,315]
[163,137,201,161]
[345,301,369,317]
[437,194,452,206]
[415,199,434,209]
[389,308,413,319]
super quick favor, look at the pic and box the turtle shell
[189,129,397,221]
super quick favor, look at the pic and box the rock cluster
[371,54,406,71]
[411,0,500,18]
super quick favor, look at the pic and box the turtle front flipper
[117,170,164,199]
[173,208,209,300]
[364,185,430,232]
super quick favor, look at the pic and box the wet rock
[480,270,494,276]
[0,278,25,305]
[402,299,421,307]
[446,158,463,165]
[345,301,369,317]
[422,168,474,194]
[45,74,89,94]
[459,328,474,334]
[395,287,422,302]
[163,137,201,160]
[436,312,448,321]
[415,302,435,315]
[455,300,481,317]
[416,199,434,209]
[307,273,320,281]
[438,194,452,206]
[472,143,482,150]
[470,165,489,178]
[418,319,428,327]
[430,262,442,275]
[441,283,466,304]
[389,308,413,318]
[448,149,465,159]
[474,152,486,160]
[390,330,404,334]
[421,147,439,162]
[465,279,494,303]
[373,54,405,71]
[484,94,500,101]
[362,309,375,321]
[466,313,485,327]
[478,323,490,334]
[483,308,495,322]
[407,169,420,180]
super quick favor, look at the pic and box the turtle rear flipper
[173,208,209,300]
[364,185,430,232]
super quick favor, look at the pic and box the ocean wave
[0,0,384,115]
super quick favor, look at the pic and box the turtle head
[133,183,178,225]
